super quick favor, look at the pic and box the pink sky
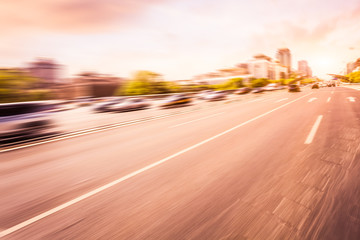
[1,0,360,80]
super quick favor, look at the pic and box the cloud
[0,0,168,33]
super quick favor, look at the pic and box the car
[75,96,94,107]
[252,87,264,93]
[263,83,277,91]
[107,98,150,112]
[196,90,213,99]
[203,90,227,101]
[288,84,300,92]
[0,101,58,143]
[92,98,124,112]
[234,87,251,94]
[160,94,192,107]
[312,83,320,89]
[276,85,286,90]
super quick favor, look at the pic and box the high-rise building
[347,61,356,74]
[276,48,292,73]
[298,60,312,77]
[247,54,288,80]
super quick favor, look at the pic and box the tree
[0,69,49,103]
[133,70,162,82]
[212,77,244,90]
[120,70,175,96]
[300,78,316,85]
[346,71,360,83]
[250,78,269,88]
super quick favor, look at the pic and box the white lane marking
[308,97,317,103]
[169,112,224,128]
[304,115,323,144]
[0,92,312,238]
[347,97,356,102]
[327,97,331,103]
[275,98,288,103]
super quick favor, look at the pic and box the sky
[1,0,360,80]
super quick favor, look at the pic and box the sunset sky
[1,0,360,80]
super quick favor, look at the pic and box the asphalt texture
[1,87,360,239]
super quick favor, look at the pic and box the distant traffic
[0,82,338,146]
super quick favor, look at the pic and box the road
[1,87,360,239]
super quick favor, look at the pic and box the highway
[1,87,360,239]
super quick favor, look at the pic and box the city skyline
[1,0,360,80]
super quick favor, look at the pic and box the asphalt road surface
[1,87,360,239]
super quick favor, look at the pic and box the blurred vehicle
[234,87,251,94]
[93,98,124,112]
[203,90,227,101]
[263,83,277,91]
[75,96,94,107]
[56,99,77,111]
[252,87,264,93]
[160,94,192,107]
[288,84,301,92]
[320,83,327,88]
[276,85,286,90]
[312,83,320,89]
[0,101,57,143]
[107,98,150,112]
[328,81,336,87]
[196,90,213,99]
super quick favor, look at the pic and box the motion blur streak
[0,92,311,238]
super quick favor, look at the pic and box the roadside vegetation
[0,69,52,103]
[0,67,320,103]
[115,70,321,96]
[346,71,360,83]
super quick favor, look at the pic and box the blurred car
[263,83,277,91]
[203,91,227,101]
[252,87,264,93]
[288,84,301,92]
[56,99,78,111]
[75,96,94,107]
[234,87,251,94]
[196,90,213,99]
[160,94,192,107]
[0,101,58,143]
[107,98,150,112]
[276,85,286,90]
[312,83,320,89]
[93,98,124,112]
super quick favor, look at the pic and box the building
[192,49,291,84]
[247,54,288,80]
[347,62,355,74]
[347,61,359,74]
[298,60,312,77]
[27,58,62,87]
[276,48,292,74]
[193,66,254,85]
[72,72,124,98]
